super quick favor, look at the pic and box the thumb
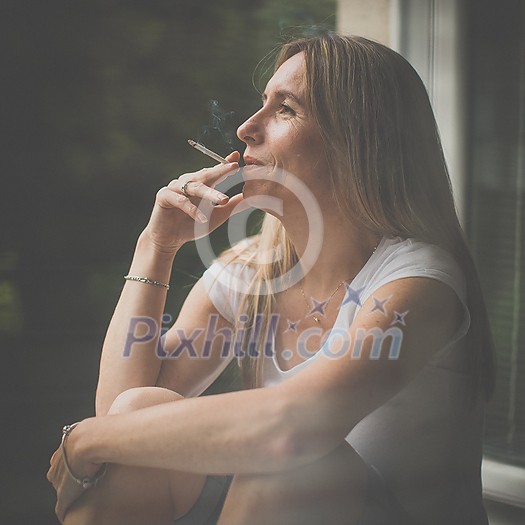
[209,193,250,228]
[225,151,241,163]
[222,193,250,217]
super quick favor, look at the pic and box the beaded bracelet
[124,275,170,290]
[61,423,108,489]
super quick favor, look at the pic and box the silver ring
[180,180,193,198]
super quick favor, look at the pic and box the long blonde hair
[220,33,494,397]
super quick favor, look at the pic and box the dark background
[0,1,335,522]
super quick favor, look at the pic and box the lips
[243,156,264,166]
[241,157,272,182]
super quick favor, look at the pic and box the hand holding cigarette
[143,148,247,251]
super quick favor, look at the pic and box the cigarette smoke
[199,99,236,153]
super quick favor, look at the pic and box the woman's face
[236,52,328,205]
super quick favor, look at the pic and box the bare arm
[73,276,463,476]
[95,153,246,415]
[95,231,175,416]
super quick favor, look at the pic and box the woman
[48,33,494,524]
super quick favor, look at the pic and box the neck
[279,204,381,294]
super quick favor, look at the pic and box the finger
[196,161,239,186]
[47,450,60,481]
[222,193,250,215]
[209,193,250,227]
[156,187,209,223]
[56,482,80,524]
[168,179,230,206]
[225,150,241,163]
[50,448,59,465]
[56,500,66,524]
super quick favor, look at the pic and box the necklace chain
[299,281,347,323]
[298,237,381,323]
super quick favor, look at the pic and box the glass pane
[466,0,525,466]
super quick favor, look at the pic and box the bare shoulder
[356,276,463,358]
[361,276,463,329]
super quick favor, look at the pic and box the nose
[237,108,263,145]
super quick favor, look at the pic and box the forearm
[96,231,179,416]
[83,387,300,475]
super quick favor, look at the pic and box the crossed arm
[71,233,463,477]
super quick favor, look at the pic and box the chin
[241,183,285,219]
[242,179,264,199]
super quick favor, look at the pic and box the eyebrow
[261,90,304,107]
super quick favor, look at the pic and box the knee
[108,386,184,415]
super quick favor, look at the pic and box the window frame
[336,0,525,512]
[395,0,525,511]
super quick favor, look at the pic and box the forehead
[265,52,306,97]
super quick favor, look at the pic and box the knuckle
[156,186,169,199]
[167,175,189,191]
[156,187,187,208]
[192,180,204,189]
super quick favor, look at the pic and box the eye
[278,103,296,116]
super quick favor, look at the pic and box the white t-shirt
[201,235,487,524]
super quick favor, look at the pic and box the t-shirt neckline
[271,234,389,374]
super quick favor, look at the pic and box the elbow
[269,424,335,471]
[268,428,303,469]
[266,396,334,470]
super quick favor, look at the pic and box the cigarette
[187,139,228,164]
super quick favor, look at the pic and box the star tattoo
[391,310,409,326]
[285,320,299,333]
[342,284,366,307]
[308,298,328,318]
[371,296,390,315]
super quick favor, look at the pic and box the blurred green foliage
[1,2,335,521]
[2,0,335,340]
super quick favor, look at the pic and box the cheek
[286,135,326,172]
[265,120,325,174]
[270,127,309,166]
